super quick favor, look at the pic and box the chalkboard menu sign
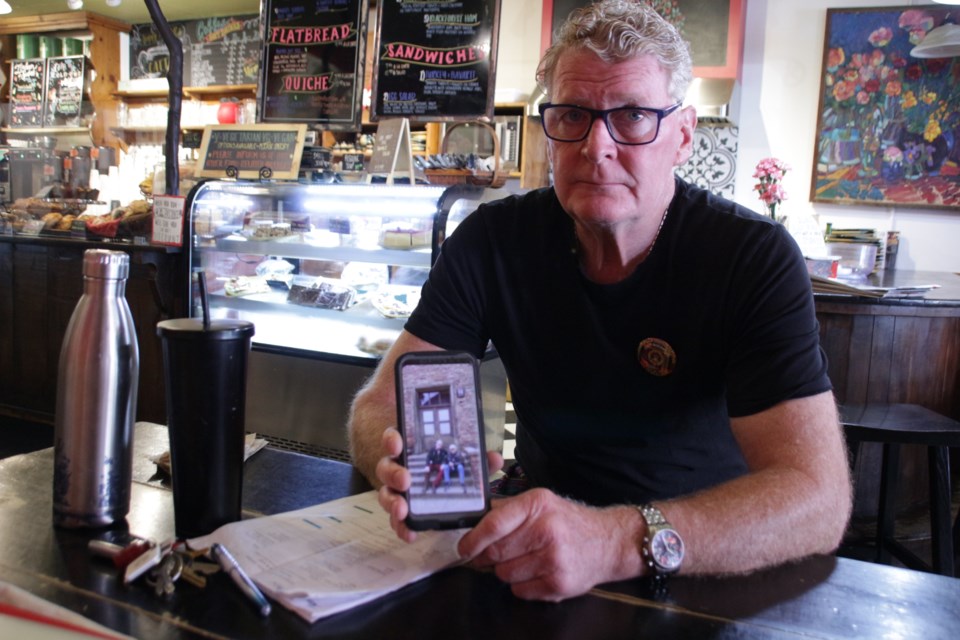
[549,0,739,75]
[129,15,261,87]
[371,0,502,122]
[9,59,45,127]
[44,56,87,127]
[197,124,307,180]
[258,0,369,129]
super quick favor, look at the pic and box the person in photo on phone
[442,442,467,491]
[348,0,851,601]
[424,438,447,492]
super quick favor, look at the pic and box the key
[175,551,212,589]
[179,565,207,589]
[186,559,221,576]
[148,552,183,598]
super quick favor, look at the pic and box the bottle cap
[157,317,255,341]
[83,249,130,280]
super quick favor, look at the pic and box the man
[443,443,466,490]
[424,438,447,491]
[349,0,851,602]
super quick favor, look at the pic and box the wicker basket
[423,121,508,188]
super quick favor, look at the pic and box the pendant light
[911,23,960,58]
[915,0,960,57]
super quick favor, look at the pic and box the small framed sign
[9,59,45,127]
[44,55,87,127]
[196,124,308,180]
[152,195,186,246]
[366,118,414,184]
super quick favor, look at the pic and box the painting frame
[541,0,743,78]
[810,5,960,210]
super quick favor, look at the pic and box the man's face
[546,50,696,227]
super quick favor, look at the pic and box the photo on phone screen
[395,351,490,530]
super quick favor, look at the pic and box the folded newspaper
[810,275,939,299]
[187,491,465,623]
[151,433,268,475]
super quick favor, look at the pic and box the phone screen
[395,351,490,530]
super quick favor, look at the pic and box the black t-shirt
[405,178,831,506]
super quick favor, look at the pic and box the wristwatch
[638,504,685,576]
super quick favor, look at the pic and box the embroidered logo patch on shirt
[637,337,676,377]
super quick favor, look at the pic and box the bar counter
[814,269,960,308]
[814,270,960,515]
[2,423,959,638]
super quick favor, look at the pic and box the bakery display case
[185,179,508,459]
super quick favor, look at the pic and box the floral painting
[811,5,960,210]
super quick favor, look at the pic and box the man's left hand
[457,488,643,601]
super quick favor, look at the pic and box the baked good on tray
[287,278,356,310]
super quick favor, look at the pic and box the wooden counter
[0,235,184,425]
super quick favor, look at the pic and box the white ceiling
[3,0,262,26]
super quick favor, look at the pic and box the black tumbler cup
[157,317,254,539]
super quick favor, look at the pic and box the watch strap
[639,504,670,529]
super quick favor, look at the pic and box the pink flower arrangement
[753,157,790,223]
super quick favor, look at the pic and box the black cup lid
[157,317,255,341]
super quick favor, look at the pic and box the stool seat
[839,403,960,577]
[841,404,960,446]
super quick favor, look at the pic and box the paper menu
[188,491,465,622]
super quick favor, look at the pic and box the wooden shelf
[110,126,166,134]
[1,127,91,135]
[0,11,129,36]
[113,84,258,100]
[110,125,216,135]
[330,149,373,157]
[0,11,128,148]
[185,84,258,98]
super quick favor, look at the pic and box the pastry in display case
[185,179,508,458]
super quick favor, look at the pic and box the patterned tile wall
[676,121,739,200]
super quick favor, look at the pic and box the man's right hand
[375,426,505,542]
[375,427,419,542]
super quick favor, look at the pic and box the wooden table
[2,423,959,639]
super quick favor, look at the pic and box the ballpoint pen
[210,543,272,617]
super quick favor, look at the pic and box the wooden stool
[840,403,960,577]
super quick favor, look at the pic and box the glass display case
[185,179,507,459]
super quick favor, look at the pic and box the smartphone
[395,351,490,530]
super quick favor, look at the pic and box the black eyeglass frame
[538,102,683,145]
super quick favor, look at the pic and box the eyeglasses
[538,102,682,145]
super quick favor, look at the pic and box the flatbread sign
[197,124,307,180]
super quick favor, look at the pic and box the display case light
[0,1,12,16]
[66,0,83,10]
[106,0,122,6]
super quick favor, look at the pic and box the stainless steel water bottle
[53,249,139,528]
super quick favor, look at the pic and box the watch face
[650,528,684,572]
